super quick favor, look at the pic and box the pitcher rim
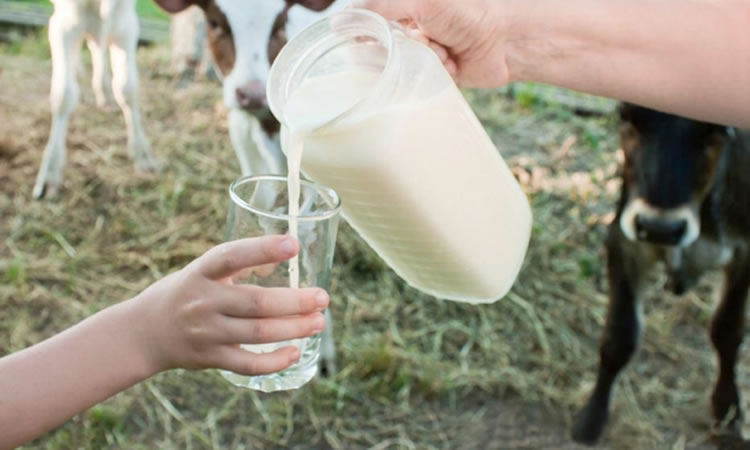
[266,8,395,131]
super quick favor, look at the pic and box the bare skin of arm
[0,236,329,450]
[358,0,750,127]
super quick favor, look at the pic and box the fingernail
[288,347,301,363]
[315,290,329,308]
[312,313,326,333]
[279,237,296,256]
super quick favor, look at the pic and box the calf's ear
[153,0,207,13]
[293,0,337,12]
[618,102,635,123]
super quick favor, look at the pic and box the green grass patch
[8,0,167,20]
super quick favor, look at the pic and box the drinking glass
[220,175,341,392]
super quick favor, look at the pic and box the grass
[1,30,747,449]
[133,0,169,20]
[8,0,169,20]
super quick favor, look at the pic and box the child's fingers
[216,285,329,318]
[218,345,302,376]
[196,236,298,280]
[219,312,326,345]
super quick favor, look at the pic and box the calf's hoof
[95,96,118,112]
[711,412,743,440]
[135,155,161,174]
[712,388,743,435]
[713,433,749,450]
[571,404,609,446]
[32,179,61,200]
[318,357,337,378]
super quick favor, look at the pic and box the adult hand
[354,0,509,88]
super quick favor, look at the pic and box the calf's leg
[319,310,336,376]
[109,10,159,172]
[86,37,114,109]
[170,7,206,82]
[230,110,286,177]
[572,230,647,445]
[33,12,83,199]
[710,253,750,435]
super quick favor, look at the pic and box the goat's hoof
[32,180,60,199]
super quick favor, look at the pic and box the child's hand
[131,236,329,376]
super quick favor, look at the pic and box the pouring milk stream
[277,9,532,301]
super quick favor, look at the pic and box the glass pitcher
[267,9,532,303]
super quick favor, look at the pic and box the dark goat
[572,104,750,445]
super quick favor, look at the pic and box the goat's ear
[293,0,337,12]
[153,0,206,13]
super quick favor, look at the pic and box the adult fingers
[216,284,330,318]
[217,345,302,376]
[352,0,417,21]
[428,40,450,64]
[195,236,298,280]
[219,312,326,345]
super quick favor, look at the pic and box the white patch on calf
[619,197,701,247]
[214,0,349,111]
[215,0,286,110]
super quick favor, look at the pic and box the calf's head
[618,104,727,247]
[156,0,338,114]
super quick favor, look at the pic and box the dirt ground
[2,33,749,450]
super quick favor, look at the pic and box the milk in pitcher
[282,70,531,303]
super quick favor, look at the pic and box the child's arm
[0,236,329,449]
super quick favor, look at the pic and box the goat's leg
[33,13,83,199]
[109,11,159,173]
[710,253,750,436]
[572,230,647,445]
[86,37,115,109]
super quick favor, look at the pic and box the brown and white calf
[156,0,347,177]
[572,104,750,445]
[34,0,158,198]
[156,0,348,375]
